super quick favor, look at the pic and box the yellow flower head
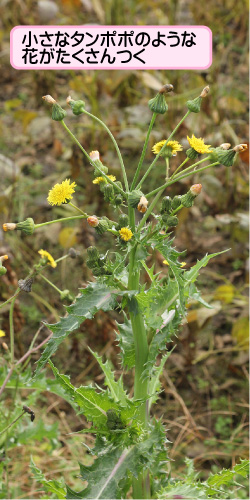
[38,249,57,268]
[187,135,211,154]
[152,140,183,157]
[93,175,116,185]
[119,227,133,242]
[47,179,76,206]
[0,330,6,337]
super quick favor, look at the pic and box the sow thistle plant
[2,85,249,500]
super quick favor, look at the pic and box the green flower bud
[171,195,182,210]
[95,219,110,235]
[128,190,144,208]
[67,96,85,115]
[113,181,123,193]
[92,266,106,276]
[60,289,74,301]
[181,184,202,207]
[0,266,7,276]
[16,218,35,235]
[106,409,124,430]
[103,183,114,202]
[216,148,236,167]
[87,246,99,262]
[118,213,129,229]
[94,164,109,176]
[160,196,172,214]
[186,148,199,160]
[102,216,115,229]
[148,93,168,114]
[113,194,124,206]
[161,214,179,226]
[51,103,67,121]
[186,96,202,113]
[207,147,219,163]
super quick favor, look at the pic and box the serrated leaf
[148,349,174,409]
[48,361,119,427]
[66,420,168,499]
[34,283,121,379]
[207,459,250,488]
[116,315,135,369]
[88,349,127,405]
[183,250,229,284]
[30,457,66,499]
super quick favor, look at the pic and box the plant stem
[38,273,63,295]
[171,157,189,178]
[61,120,127,197]
[82,109,129,192]
[35,215,87,229]
[165,157,170,180]
[146,162,220,198]
[9,296,17,366]
[0,290,20,310]
[137,188,165,232]
[68,202,87,216]
[0,411,25,437]
[136,110,190,190]
[171,155,209,179]
[131,113,157,190]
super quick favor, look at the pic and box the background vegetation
[0,0,248,498]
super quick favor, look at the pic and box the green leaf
[148,349,174,409]
[206,459,250,492]
[48,361,120,427]
[30,457,66,499]
[183,250,229,284]
[34,283,121,379]
[116,315,135,369]
[66,420,168,499]
[89,349,127,405]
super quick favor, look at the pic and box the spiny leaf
[33,283,122,379]
[148,349,174,409]
[30,457,66,499]
[88,349,128,405]
[48,361,120,427]
[116,315,135,369]
[183,250,229,284]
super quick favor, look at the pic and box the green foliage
[30,458,66,499]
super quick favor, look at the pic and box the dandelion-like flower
[93,175,116,185]
[38,249,57,268]
[187,135,211,154]
[152,140,183,157]
[47,179,76,206]
[0,330,6,337]
[119,227,133,242]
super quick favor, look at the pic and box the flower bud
[161,196,172,214]
[0,266,7,276]
[220,143,231,150]
[87,216,99,228]
[181,184,202,207]
[186,147,199,159]
[148,93,168,114]
[137,196,148,214]
[118,213,129,229]
[68,248,78,259]
[128,190,144,208]
[216,148,236,167]
[186,96,202,113]
[18,277,33,293]
[161,214,179,226]
[89,151,100,161]
[60,289,74,301]
[2,342,8,350]
[95,219,110,235]
[51,103,67,121]
[158,84,174,94]
[3,223,17,232]
[66,96,85,115]
[0,255,8,264]
[16,218,35,235]
[113,194,124,206]
[87,246,99,262]
[103,183,114,202]
[171,195,182,210]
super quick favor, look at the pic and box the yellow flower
[152,140,183,156]
[119,227,133,242]
[93,175,116,185]
[163,260,186,267]
[38,249,57,268]
[187,135,211,154]
[0,330,5,337]
[47,179,76,206]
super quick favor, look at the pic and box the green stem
[131,112,157,190]
[171,155,209,179]
[9,296,17,366]
[35,215,87,229]
[165,157,170,180]
[0,411,25,437]
[171,157,189,178]
[81,109,129,192]
[68,202,87,216]
[136,110,190,190]
[61,120,126,196]
[38,273,63,295]
[0,290,20,310]
[147,162,220,199]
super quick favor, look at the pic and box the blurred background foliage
[0,0,249,498]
